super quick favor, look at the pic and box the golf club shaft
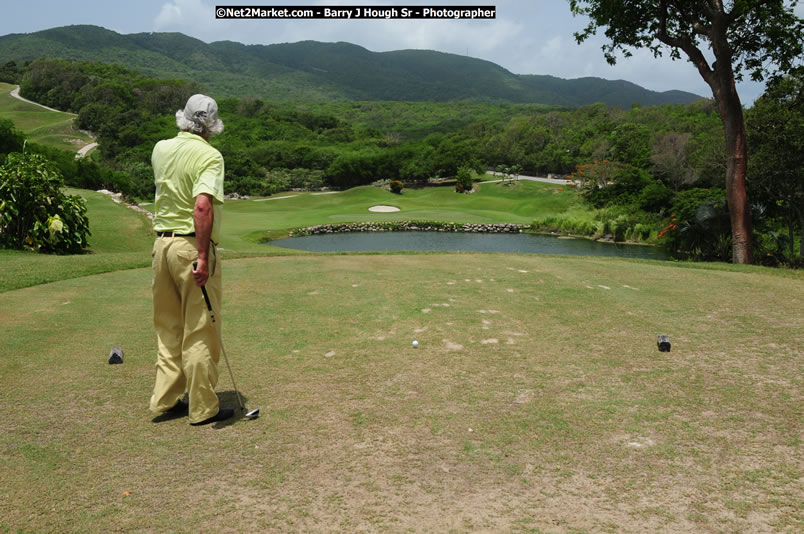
[200,284,245,413]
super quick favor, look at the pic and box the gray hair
[176,94,224,137]
[175,110,224,137]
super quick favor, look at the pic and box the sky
[2,0,802,104]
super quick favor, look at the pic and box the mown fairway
[0,82,94,151]
[0,180,584,292]
[1,191,802,533]
[223,179,585,246]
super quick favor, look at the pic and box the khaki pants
[149,236,222,424]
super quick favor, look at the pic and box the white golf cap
[183,94,222,131]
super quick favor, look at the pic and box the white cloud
[154,0,188,29]
[153,0,227,37]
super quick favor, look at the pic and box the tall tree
[570,0,804,263]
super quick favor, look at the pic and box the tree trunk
[689,10,754,265]
[707,44,753,264]
[719,99,753,264]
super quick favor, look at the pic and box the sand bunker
[368,205,400,212]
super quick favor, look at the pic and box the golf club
[195,264,259,420]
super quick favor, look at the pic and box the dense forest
[1,58,801,265]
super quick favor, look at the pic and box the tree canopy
[570,0,804,264]
[746,69,804,260]
[4,56,802,264]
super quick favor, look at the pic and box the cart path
[10,85,70,114]
[75,142,99,159]
[484,171,573,185]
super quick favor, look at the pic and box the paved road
[10,85,67,113]
[75,142,99,159]
[484,171,573,185]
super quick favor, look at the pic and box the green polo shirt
[152,131,225,244]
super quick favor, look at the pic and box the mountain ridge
[0,24,704,107]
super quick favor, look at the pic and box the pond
[270,231,670,260]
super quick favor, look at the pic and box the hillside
[0,25,703,106]
[0,82,94,151]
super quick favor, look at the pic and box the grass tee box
[0,253,801,532]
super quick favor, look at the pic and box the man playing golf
[149,94,233,426]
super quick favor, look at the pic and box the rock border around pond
[288,221,531,237]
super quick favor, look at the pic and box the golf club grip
[193,262,213,312]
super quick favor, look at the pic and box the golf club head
[244,407,260,419]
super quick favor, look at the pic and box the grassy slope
[75,189,154,253]
[0,82,94,151]
[0,190,158,292]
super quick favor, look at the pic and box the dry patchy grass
[0,254,801,533]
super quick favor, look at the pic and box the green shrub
[289,168,325,190]
[456,166,473,193]
[531,215,597,236]
[633,223,652,241]
[390,180,403,194]
[263,168,292,195]
[560,217,595,235]
[660,188,733,260]
[639,181,673,212]
[753,230,795,266]
[0,152,91,253]
[671,188,727,221]
[531,215,558,231]
[581,162,653,208]
[0,119,25,157]
[610,216,628,242]
[662,202,731,261]
[624,226,634,241]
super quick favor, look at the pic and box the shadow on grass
[212,390,259,429]
[150,390,255,427]
[151,410,186,424]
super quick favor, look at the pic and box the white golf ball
[412,340,419,348]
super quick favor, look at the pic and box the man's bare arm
[192,193,214,287]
